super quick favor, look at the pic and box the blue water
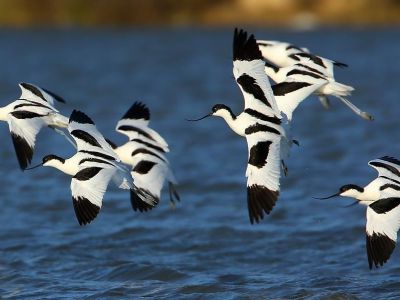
[0,27,400,299]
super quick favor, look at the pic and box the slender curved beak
[312,192,340,200]
[186,113,212,122]
[25,162,43,170]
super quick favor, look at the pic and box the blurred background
[1,1,400,299]
[0,0,400,28]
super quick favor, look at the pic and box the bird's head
[314,184,364,200]
[186,104,235,122]
[25,154,65,171]
[42,154,65,167]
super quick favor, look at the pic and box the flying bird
[316,156,400,269]
[257,40,353,110]
[0,82,69,170]
[188,28,283,224]
[27,109,157,225]
[110,101,179,212]
[265,62,373,121]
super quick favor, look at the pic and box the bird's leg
[337,96,373,121]
[51,127,77,149]
[318,95,331,109]
[168,182,180,210]
[281,160,288,176]
[292,139,300,146]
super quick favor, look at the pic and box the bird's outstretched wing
[68,110,119,159]
[368,156,400,181]
[366,194,400,269]
[19,82,66,106]
[233,29,280,117]
[245,132,281,224]
[7,111,47,169]
[234,29,283,224]
[116,102,169,152]
[71,163,116,225]
[272,65,327,120]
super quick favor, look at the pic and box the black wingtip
[69,110,95,125]
[42,87,66,103]
[72,196,100,226]
[10,133,33,170]
[233,28,262,61]
[380,156,400,166]
[334,61,348,68]
[130,189,158,213]
[247,185,279,224]
[122,101,150,121]
[366,233,396,270]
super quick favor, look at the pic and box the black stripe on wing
[380,184,400,192]
[72,196,100,226]
[14,102,51,110]
[369,161,400,178]
[74,167,102,181]
[380,176,400,185]
[131,148,166,162]
[69,110,95,125]
[334,61,348,68]
[244,109,281,125]
[247,184,279,224]
[245,123,280,136]
[379,156,400,166]
[79,157,114,166]
[290,53,325,68]
[11,111,46,119]
[369,197,400,214]
[42,87,66,103]
[272,82,312,96]
[133,160,157,175]
[79,150,116,161]
[130,189,158,212]
[122,102,150,121]
[248,141,272,169]
[237,74,272,108]
[10,133,33,170]
[20,83,46,101]
[233,28,262,61]
[117,125,156,142]
[366,232,396,269]
[287,69,325,80]
[131,138,166,153]
[71,130,101,147]
[286,44,304,52]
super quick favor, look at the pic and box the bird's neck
[47,159,78,176]
[217,111,245,136]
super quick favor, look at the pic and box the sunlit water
[0,27,400,299]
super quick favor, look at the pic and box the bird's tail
[324,81,354,97]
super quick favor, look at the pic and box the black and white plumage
[257,40,347,72]
[189,29,283,224]
[317,156,400,269]
[112,102,179,212]
[257,40,355,111]
[0,83,69,170]
[265,62,373,121]
[29,110,156,225]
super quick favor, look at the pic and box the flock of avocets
[0,28,398,270]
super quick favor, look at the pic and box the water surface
[0,27,400,299]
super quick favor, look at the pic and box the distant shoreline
[0,0,400,28]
